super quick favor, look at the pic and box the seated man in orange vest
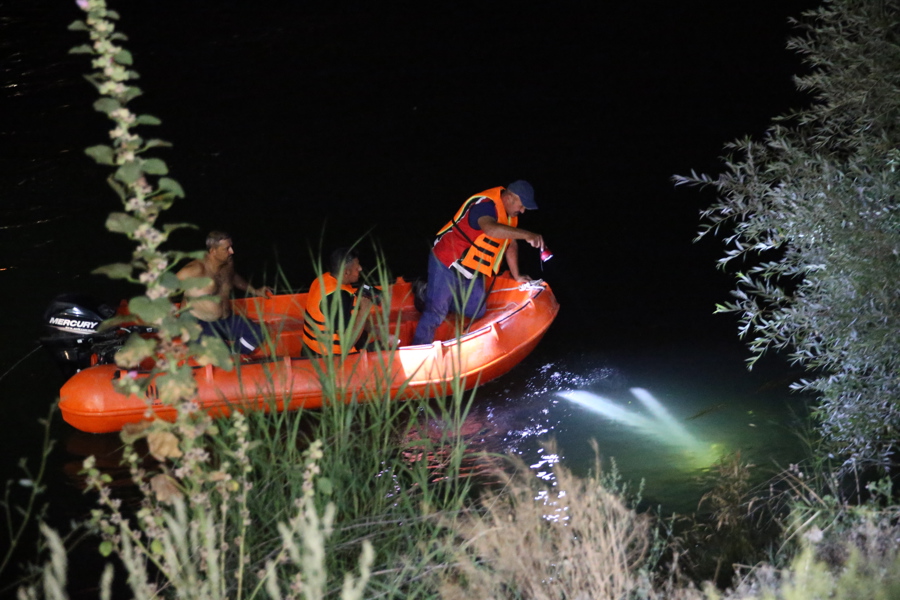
[302,247,380,355]
[411,180,545,345]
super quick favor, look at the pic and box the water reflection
[61,430,150,505]
[444,354,810,514]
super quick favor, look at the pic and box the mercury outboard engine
[40,293,122,377]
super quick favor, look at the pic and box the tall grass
[680,452,775,588]
[223,250,481,598]
[709,489,900,600]
[1,406,61,596]
[13,250,483,599]
[15,265,900,599]
[434,439,662,599]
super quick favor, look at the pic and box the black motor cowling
[41,293,120,377]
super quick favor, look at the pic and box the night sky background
[3,1,820,356]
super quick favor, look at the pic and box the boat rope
[465,274,499,334]
[490,279,546,293]
[0,343,42,384]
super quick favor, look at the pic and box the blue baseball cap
[507,180,537,210]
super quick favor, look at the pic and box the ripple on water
[467,352,810,514]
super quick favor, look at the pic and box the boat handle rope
[490,279,546,293]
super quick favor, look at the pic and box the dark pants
[412,252,486,345]
[200,314,263,354]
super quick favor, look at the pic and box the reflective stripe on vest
[302,272,358,355]
[435,187,518,277]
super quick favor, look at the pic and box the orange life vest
[434,187,518,277]
[302,272,359,355]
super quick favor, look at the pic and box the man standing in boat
[411,180,545,346]
[176,230,272,354]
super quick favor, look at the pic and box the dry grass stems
[437,441,657,600]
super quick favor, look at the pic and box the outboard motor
[41,293,120,377]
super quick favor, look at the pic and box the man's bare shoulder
[176,259,207,280]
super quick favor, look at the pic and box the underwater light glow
[630,387,697,449]
[557,388,724,470]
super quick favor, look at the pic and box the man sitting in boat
[302,247,384,355]
[411,180,546,345]
[175,230,272,354]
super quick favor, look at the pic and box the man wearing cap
[411,180,545,345]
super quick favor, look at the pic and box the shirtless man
[176,231,272,354]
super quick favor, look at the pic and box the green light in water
[557,388,725,470]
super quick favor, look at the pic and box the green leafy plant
[31,2,372,597]
[674,0,900,467]
[69,0,232,413]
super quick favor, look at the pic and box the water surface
[1,0,816,557]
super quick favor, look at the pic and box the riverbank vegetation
[8,0,900,597]
[675,0,900,469]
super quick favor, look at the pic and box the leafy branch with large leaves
[68,0,236,501]
[70,0,232,402]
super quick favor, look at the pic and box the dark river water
[1,1,819,571]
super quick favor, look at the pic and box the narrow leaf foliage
[676,0,900,466]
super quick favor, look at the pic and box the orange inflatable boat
[56,274,559,433]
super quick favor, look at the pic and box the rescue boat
[54,274,559,433]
